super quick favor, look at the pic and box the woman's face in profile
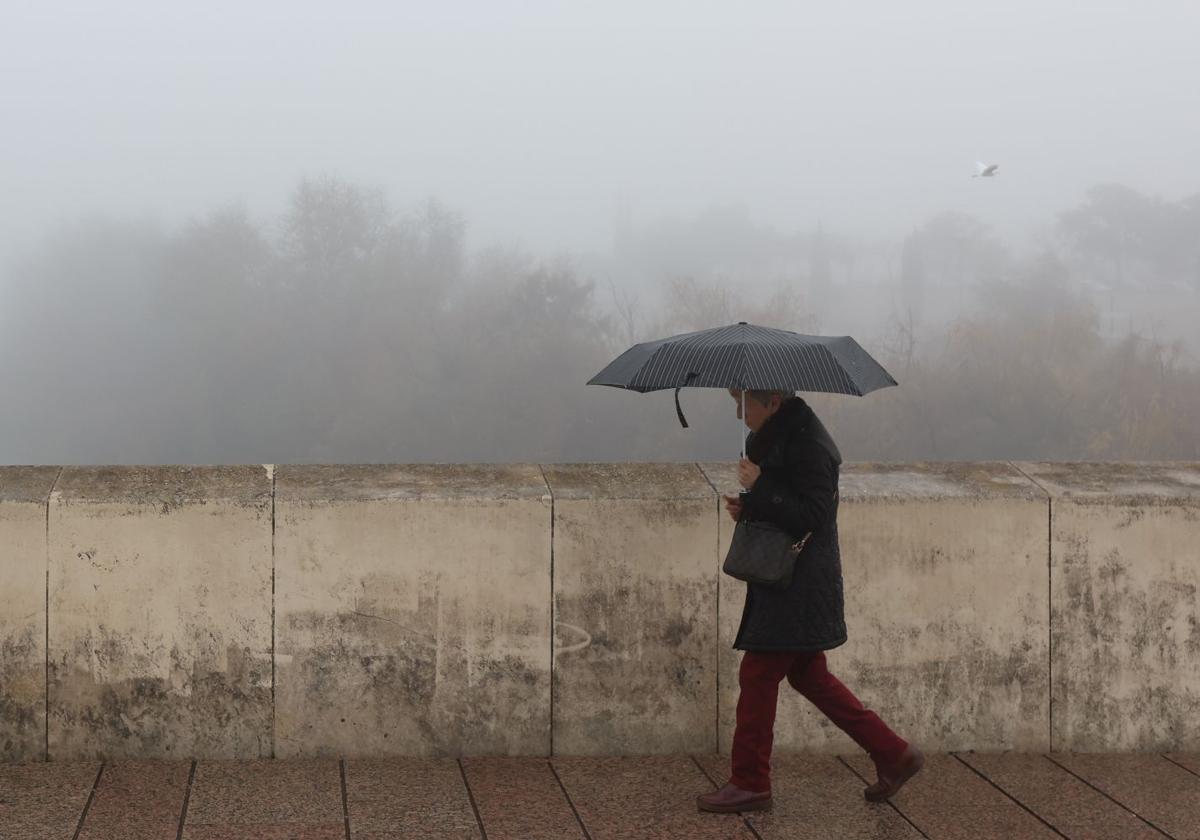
[729,390,780,433]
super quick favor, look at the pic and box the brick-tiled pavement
[2,753,1199,839]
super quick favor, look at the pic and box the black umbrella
[588,321,896,449]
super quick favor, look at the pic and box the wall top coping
[541,463,713,500]
[1014,461,1200,501]
[701,461,1047,501]
[5,462,1200,505]
[275,464,550,501]
[0,465,61,504]
[50,466,271,506]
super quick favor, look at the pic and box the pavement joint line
[1162,754,1200,780]
[836,754,931,840]
[457,758,488,840]
[176,759,197,840]
[1042,754,1173,838]
[689,754,720,788]
[547,758,595,840]
[339,758,351,840]
[951,752,1069,839]
[12,754,1197,839]
[741,814,765,840]
[71,761,105,840]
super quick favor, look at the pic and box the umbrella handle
[674,371,699,428]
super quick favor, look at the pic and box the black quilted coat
[732,396,847,652]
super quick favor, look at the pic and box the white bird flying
[974,161,999,177]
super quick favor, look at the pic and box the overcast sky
[3,0,1199,261]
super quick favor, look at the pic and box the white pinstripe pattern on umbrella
[590,323,895,395]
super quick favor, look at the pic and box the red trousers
[731,650,908,793]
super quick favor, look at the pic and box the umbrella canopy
[589,321,896,394]
[587,322,896,439]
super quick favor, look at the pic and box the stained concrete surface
[274,464,553,757]
[6,460,1200,761]
[1017,462,1200,752]
[543,464,718,755]
[7,753,1199,839]
[46,466,273,760]
[0,466,60,761]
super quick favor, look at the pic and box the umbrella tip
[738,320,747,325]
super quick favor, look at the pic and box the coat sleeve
[742,436,837,538]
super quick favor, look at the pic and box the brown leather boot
[864,745,925,802]
[697,782,773,813]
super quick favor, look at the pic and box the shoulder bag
[722,518,811,589]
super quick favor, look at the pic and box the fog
[2,1,1199,464]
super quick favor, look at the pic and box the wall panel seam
[45,465,64,762]
[270,463,277,760]
[539,464,555,757]
[1008,461,1054,752]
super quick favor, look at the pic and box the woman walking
[698,389,923,813]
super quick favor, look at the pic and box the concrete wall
[0,466,59,760]
[1,461,1198,761]
[543,464,717,755]
[273,464,552,757]
[47,466,273,760]
[1017,462,1200,752]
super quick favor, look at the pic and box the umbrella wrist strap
[675,386,689,428]
[674,372,698,428]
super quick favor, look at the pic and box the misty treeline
[2,178,1198,465]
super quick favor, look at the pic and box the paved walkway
[2,752,1199,839]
